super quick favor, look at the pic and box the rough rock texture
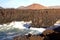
[13,30,60,40]
[0,9,60,27]
[13,35,44,40]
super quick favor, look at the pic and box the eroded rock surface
[13,29,60,40]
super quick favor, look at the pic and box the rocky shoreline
[13,30,60,40]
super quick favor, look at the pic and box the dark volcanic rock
[13,29,60,40]
[53,26,60,32]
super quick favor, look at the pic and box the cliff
[0,9,60,27]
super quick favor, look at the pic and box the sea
[0,21,46,40]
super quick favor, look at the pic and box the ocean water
[0,27,31,40]
[0,21,46,40]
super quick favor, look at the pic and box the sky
[0,0,60,8]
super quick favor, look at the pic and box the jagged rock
[43,29,60,40]
[0,9,60,27]
[13,29,60,40]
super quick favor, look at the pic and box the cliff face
[0,9,60,27]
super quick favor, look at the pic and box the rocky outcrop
[13,29,60,40]
[13,34,44,40]
[0,9,60,27]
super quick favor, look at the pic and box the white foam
[54,20,60,26]
[0,21,46,35]
[27,27,46,35]
[0,21,32,29]
[12,21,32,29]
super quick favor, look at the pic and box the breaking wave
[0,21,46,40]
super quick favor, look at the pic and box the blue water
[0,21,46,40]
[0,28,32,40]
[0,21,32,40]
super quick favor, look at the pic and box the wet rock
[13,29,60,40]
